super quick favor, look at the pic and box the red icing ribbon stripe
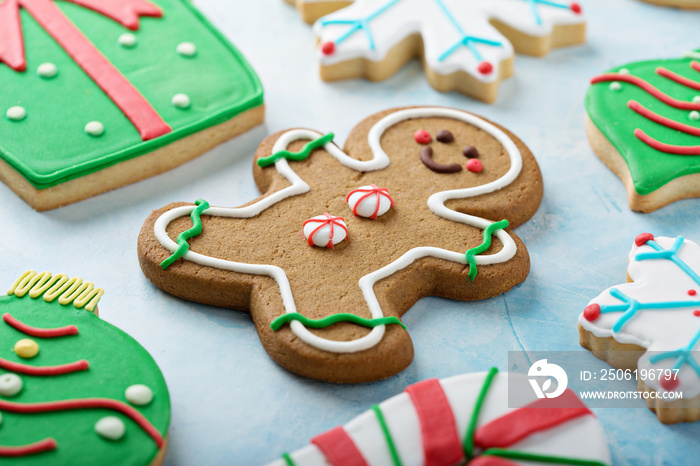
[473,389,591,450]
[657,66,700,91]
[468,457,518,466]
[0,438,57,457]
[0,398,164,448]
[311,426,368,466]
[0,0,25,71]
[404,379,464,466]
[62,0,162,31]
[3,313,79,338]
[590,73,700,110]
[0,356,88,376]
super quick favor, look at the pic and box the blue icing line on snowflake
[521,0,573,26]
[635,237,700,287]
[649,328,700,378]
[434,0,502,63]
[318,0,403,50]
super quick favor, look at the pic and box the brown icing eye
[436,130,454,143]
[462,146,479,158]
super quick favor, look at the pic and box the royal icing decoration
[579,235,700,403]
[303,213,349,248]
[312,0,584,99]
[346,185,394,219]
[0,0,263,193]
[171,93,191,109]
[152,107,523,357]
[586,53,700,199]
[125,384,154,406]
[268,369,611,466]
[0,271,170,463]
[84,121,105,137]
[5,106,25,121]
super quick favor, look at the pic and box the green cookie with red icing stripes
[0,271,169,465]
[585,50,700,212]
[0,0,263,211]
[267,368,611,466]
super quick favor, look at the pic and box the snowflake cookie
[586,51,700,212]
[267,368,611,466]
[138,106,544,383]
[579,233,700,424]
[0,0,263,210]
[0,271,170,464]
[288,0,586,102]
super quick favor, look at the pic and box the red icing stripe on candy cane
[3,313,78,338]
[468,457,518,466]
[628,101,700,137]
[634,129,700,155]
[0,438,57,457]
[473,389,591,450]
[405,379,464,466]
[311,426,368,466]
[590,73,700,110]
[0,398,164,448]
[0,356,88,376]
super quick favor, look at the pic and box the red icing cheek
[583,303,601,321]
[414,130,431,144]
[635,233,654,246]
[466,159,483,173]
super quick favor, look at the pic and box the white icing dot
[37,62,58,79]
[690,111,700,121]
[125,384,153,406]
[303,214,348,248]
[0,373,22,397]
[176,42,197,57]
[618,68,630,75]
[84,121,105,137]
[171,93,191,109]
[693,96,700,104]
[609,82,622,92]
[118,33,137,48]
[6,106,26,121]
[95,416,125,441]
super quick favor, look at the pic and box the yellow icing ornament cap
[14,339,39,359]
[7,271,104,312]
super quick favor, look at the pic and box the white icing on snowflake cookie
[307,0,585,102]
[267,369,611,466]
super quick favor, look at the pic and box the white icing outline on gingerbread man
[154,108,522,353]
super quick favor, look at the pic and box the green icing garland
[585,52,700,195]
[257,133,334,168]
[161,199,210,269]
[270,313,406,331]
[0,0,263,189]
[0,278,170,465]
[464,219,509,281]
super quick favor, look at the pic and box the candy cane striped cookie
[268,368,610,466]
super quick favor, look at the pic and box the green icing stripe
[257,133,334,168]
[371,404,403,466]
[464,220,509,281]
[270,313,406,331]
[161,199,210,269]
[482,449,607,466]
[281,452,296,466]
[463,367,498,459]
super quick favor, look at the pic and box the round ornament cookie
[585,51,700,212]
[289,0,586,103]
[138,106,543,383]
[268,368,611,466]
[0,0,263,211]
[579,234,700,424]
[0,271,170,464]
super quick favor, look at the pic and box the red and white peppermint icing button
[346,184,394,219]
[303,213,348,249]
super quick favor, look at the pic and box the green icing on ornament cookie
[586,52,700,195]
[0,272,169,465]
[0,0,263,190]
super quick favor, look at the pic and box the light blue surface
[1,0,700,464]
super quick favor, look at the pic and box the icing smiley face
[417,128,486,174]
[139,106,543,382]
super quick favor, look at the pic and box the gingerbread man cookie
[138,106,543,383]
[586,51,700,212]
[0,271,170,464]
[289,0,586,103]
[268,368,611,465]
[579,234,700,424]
